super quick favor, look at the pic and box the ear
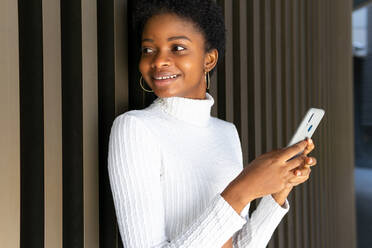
[204,48,218,73]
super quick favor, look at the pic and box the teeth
[155,75,178,80]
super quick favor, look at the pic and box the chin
[154,88,181,98]
[153,90,171,98]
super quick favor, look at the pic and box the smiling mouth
[152,74,180,86]
[152,74,180,80]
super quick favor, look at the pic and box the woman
[107,0,317,247]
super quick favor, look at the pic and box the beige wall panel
[290,1,303,247]
[0,0,20,248]
[42,0,63,247]
[298,1,310,248]
[81,0,99,247]
[263,0,273,154]
[322,3,331,247]
[272,2,286,247]
[238,0,249,166]
[252,0,263,159]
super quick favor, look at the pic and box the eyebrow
[141,36,192,43]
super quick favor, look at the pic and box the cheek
[177,55,204,76]
[139,58,148,73]
[139,58,154,82]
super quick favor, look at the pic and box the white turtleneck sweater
[107,92,290,248]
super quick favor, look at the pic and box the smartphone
[286,108,325,158]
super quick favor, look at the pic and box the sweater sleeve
[229,123,290,248]
[107,113,248,248]
[232,195,289,247]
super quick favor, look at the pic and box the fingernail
[308,138,313,144]
[296,171,301,176]
[308,158,313,163]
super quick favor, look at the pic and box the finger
[304,157,317,168]
[303,138,315,156]
[293,167,311,177]
[288,175,310,185]
[286,154,307,171]
[288,174,309,183]
[279,140,308,162]
[288,168,312,184]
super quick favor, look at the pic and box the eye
[172,45,186,52]
[141,47,154,54]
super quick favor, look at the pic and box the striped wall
[0,0,356,247]
[209,1,356,247]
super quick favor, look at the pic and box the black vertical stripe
[18,0,45,247]
[246,0,256,164]
[60,0,84,247]
[260,0,267,153]
[97,0,121,247]
[232,0,242,143]
[271,0,279,150]
[216,0,227,120]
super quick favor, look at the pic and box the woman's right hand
[221,139,311,212]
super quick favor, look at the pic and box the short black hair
[132,0,226,75]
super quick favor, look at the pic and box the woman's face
[139,13,218,99]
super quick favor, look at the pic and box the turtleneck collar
[150,92,215,127]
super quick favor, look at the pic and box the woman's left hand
[288,155,317,186]
[289,137,317,186]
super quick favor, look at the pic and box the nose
[151,51,171,69]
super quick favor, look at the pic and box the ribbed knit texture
[107,92,290,248]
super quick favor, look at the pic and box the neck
[149,92,215,127]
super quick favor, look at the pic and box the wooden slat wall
[0,0,357,247]
[81,0,99,247]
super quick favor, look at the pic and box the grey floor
[354,167,372,248]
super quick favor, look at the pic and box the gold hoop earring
[139,76,154,92]
[205,71,210,90]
